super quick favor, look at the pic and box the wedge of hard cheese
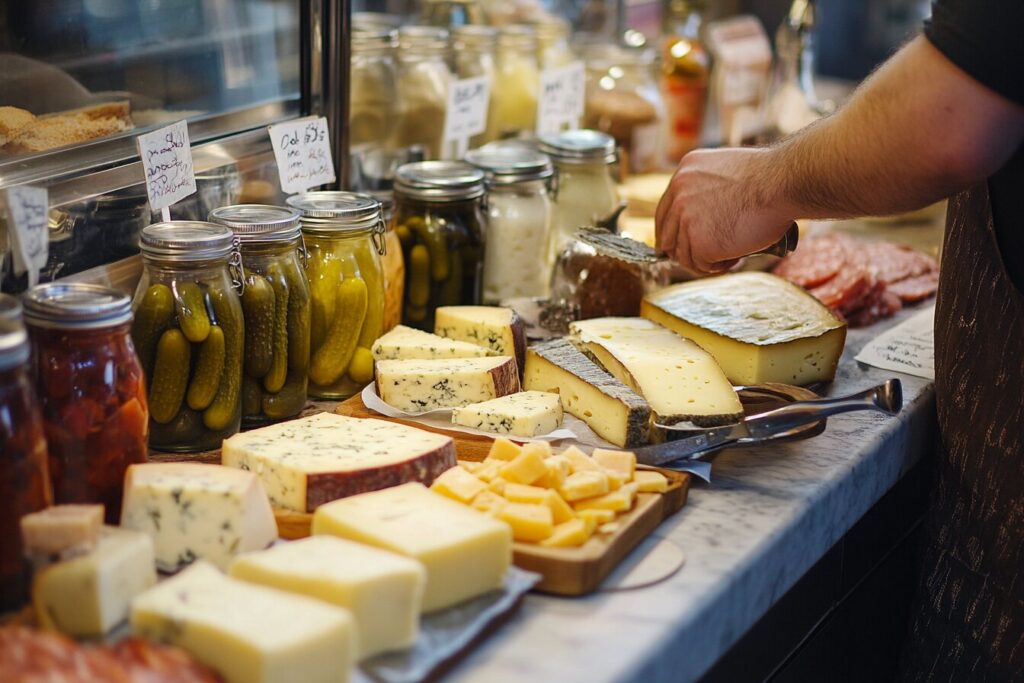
[641,272,847,385]
[222,413,456,512]
[375,356,520,412]
[434,306,526,372]
[371,325,490,361]
[523,339,651,448]
[451,391,563,437]
[570,317,743,428]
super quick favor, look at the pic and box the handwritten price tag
[269,116,336,195]
[136,120,197,213]
[854,306,935,380]
[537,61,585,136]
[444,77,491,142]
[4,185,49,287]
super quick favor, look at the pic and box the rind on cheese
[641,272,847,385]
[433,306,526,372]
[375,356,520,412]
[451,391,563,437]
[222,413,456,513]
[371,325,491,361]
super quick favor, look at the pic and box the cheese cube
[375,356,520,412]
[523,441,553,458]
[544,490,577,524]
[371,325,491,361]
[559,471,610,502]
[487,477,508,495]
[497,503,554,542]
[600,522,622,534]
[499,446,548,485]
[487,437,522,461]
[605,471,625,491]
[574,482,639,513]
[503,482,548,504]
[460,460,483,474]
[430,466,486,503]
[312,484,511,612]
[20,504,103,558]
[120,463,278,572]
[592,449,637,481]
[471,490,507,515]
[32,526,155,638]
[451,391,563,437]
[562,446,602,473]
[536,458,569,489]
[131,562,355,683]
[634,470,669,493]
[433,306,527,371]
[475,460,503,482]
[229,536,426,660]
[577,508,616,528]
[539,519,593,548]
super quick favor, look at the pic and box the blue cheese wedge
[375,356,520,412]
[120,463,278,573]
[371,325,491,361]
[451,391,563,437]
[434,306,527,372]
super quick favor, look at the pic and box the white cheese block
[131,561,355,683]
[312,483,512,612]
[433,306,526,372]
[222,413,456,513]
[120,463,278,572]
[230,536,425,660]
[523,339,651,448]
[371,325,491,361]
[32,526,155,638]
[451,391,563,437]
[570,317,743,427]
[375,356,521,412]
[641,272,847,385]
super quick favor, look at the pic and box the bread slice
[6,114,131,154]
[0,106,37,147]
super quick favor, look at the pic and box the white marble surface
[445,307,938,683]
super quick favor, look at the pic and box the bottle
[660,0,710,163]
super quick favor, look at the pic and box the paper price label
[537,61,586,135]
[4,185,48,286]
[444,76,491,142]
[269,116,336,194]
[136,120,197,212]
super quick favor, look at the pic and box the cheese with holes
[524,339,651,447]
[641,272,847,385]
[229,536,425,660]
[222,413,456,513]
[375,356,520,412]
[371,325,490,361]
[121,463,277,572]
[434,306,526,371]
[570,317,743,428]
[32,526,155,638]
[312,483,511,612]
[131,561,354,683]
[451,391,563,437]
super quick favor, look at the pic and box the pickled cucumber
[353,242,384,348]
[347,346,375,385]
[176,282,212,343]
[407,244,430,307]
[309,257,343,355]
[242,375,262,416]
[132,283,174,374]
[283,259,311,372]
[241,275,275,378]
[203,287,244,432]
[261,372,307,419]
[438,245,463,306]
[186,325,225,411]
[309,276,368,386]
[408,217,449,281]
[149,407,203,446]
[263,266,290,394]
[148,328,191,424]
[396,224,412,248]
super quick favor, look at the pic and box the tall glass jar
[209,205,311,426]
[391,27,451,160]
[24,284,147,522]
[351,28,400,150]
[487,26,540,142]
[451,25,497,150]
[465,143,554,302]
[288,192,387,400]
[394,161,487,330]
[132,223,245,453]
[421,0,483,27]
[540,130,620,262]
[367,191,405,333]
[536,18,575,69]
[0,319,51,612]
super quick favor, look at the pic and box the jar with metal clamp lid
[209,205,311,425]
[451,25,497,150]
[132,222,245,452]
[393,161,487,330]
[366,191,405,333]
[391,26,451,160]
[287,192,387,399]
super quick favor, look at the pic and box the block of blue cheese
[374,356,520,412]
[371,325,491,361]
[451,391,563,437]
[433,306,527,371]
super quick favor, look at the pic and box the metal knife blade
[633,422,752,467]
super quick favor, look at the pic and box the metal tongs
[634,379,903,468]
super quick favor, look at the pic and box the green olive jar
[209,205,311,425]
[132,222,245,452]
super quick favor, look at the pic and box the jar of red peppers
[23,283,147,525]
[0,318,51,611]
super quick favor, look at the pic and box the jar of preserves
[394,161,487,330]
[367,191,405,333]
[0,319,51,611]
[287,192,387,400]
[132,222,245,452]
[24,283,147,522]
[350,28,400,150]
[390,27,451,160]
[451,25,497,150]
[209,205,311,426]
[487,25,540,142]
[465,143,554,302]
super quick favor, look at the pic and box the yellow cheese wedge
[539,518,593,548]
[475,460,502,482]
[430,466,487,503]
[498,502,554,542]
[460,460,483,474]
[634,470,669,493]
[543,490,577,524]
[536,458,569,489]
[487,437,522,462]
[503,482,548,504]
[559,471,610,502]
[577,508,616,527]
[499,446,548,485]
[487,477,508,495]
[592,449,636,481]
[471,490,508,515]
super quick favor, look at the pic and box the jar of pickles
[209,205,311,425]
[0,318,51,611]
[287,192,387,399]
[24,283,147,522]
[367,191,405,332]
[394,161,487,330]
[132,222,245,452]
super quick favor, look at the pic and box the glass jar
[451,25,497,150]
[536,18,575,69]
[367,191,405,333]
[351,28,400,150]
[0,319,51,612]
[661,0,711,161]
[133,222,245,452]
[421,0,484,27]
[391,27,452,160]
[465,143,554,302]
[24,284,147,522]
[209,205,311,426]
[487,26,540,142]
[0,293,22,320]
[393,161,487,330]
[288,192,387,400]
[539,130,620,262]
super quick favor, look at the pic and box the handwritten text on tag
[4,185,49,286]
[136,120,197,212]
[537,61,585,135]
[444,76,491,142]
[269,117,336,194]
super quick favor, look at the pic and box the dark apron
[900,184,1024,681]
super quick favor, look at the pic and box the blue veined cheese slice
[374,356,520,412]
[451,391,563,437]
[433,306,527,371]
[371,325,491,361]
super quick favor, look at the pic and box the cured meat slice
[772,234,849,288]
[847,289,903,328]
[863,242,938,284]
[810,266,872,312]
[888,272,940,303]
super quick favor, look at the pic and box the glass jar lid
[287,191,383,235]
[365,190,396,226]
[0,318,28,370]
[0,293,23,321]
[352,27,398,52]
[23,283,133,330]
[538,129,617,165]
[398,26,449,52]
[452,24,497,49]
[394,161,486,201]
[465,143,554,185]
[140,221,237,262]
[208,204,303,243]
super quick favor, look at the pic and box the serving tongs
[635,379,903,468]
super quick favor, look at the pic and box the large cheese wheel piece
[374,356,520,412]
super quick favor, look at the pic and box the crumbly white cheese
[375,356,520,412]
[371,325,490,361]
[451,391,563,437]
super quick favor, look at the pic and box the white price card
[855,305,935,380]
[537,61,586,136]
[269,116,336,194]
[3,185,49,287]
[444,76,491,143]
[136,120,197,214]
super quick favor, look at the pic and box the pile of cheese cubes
[430,438,670,547]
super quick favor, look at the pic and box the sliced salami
[772,234,849,288]
[888,272,940,303]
